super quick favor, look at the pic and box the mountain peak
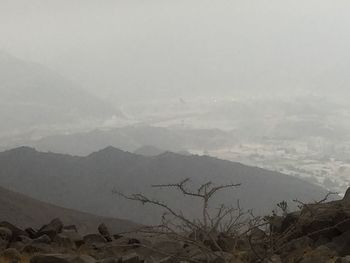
[88,146,129,157]
[5,146,38,155]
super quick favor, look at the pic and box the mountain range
[8,125,234,156]
[0,146,330,225]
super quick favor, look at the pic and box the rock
[121,253,140,263]
[113,234,123,240]
[337,256,350,263]
[337,222,350,234]
[30,254,96,263]
[54,233,77,250]
[249,228,266,241]
[98,223,112,242]
[343,188,350,203]
[79,255,97,263]
[128,238,141,248]
[37,218,63,240]
[216,235,237,252]
[279,236,314,262]
[22,243,53,254]
[61,230,84,247]
[0,222,27,241]
[0,227,12,242]
[8,241,26,252]
[300,245,337,263]
[0,239,8,251]
[0,248,21,263]
[78,243,115,260]
[25,227,38,239]
[298,202,346,240]
[17,235,32,244]
[314,236,331,247]
[268,254,282,263]
[33,234,51,244]
[282,236,314,252]
[328,229,350,256]
[0,227,12,250]
[281,211,300,233]
[83,234,107,245]
[269,215,283,233]
[63,225,78,232]
[153,240,183,255]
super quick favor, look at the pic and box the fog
[2,0,350,103]
[1,1,350,194]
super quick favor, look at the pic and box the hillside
[0,184,139,234]
[0,51,119,135]
[0,147,331,225]
[1,193,349,263]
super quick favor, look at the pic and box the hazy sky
[1,0,350,102]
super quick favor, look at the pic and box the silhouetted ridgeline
[0,146,330,225]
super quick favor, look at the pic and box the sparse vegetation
[115,179,269,262]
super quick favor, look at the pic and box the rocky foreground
[2,191,350,263]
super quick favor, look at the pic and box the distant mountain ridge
[10,125,234,156]
[0,146,331,225]
[0,51,120,134]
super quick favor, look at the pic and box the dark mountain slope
[0,147,330,224]
[0,183,139,234]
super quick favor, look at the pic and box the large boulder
[98,223,112,242]
[32,234,51,244]
[83,234,107,245]
[54,233,77,250]
[327,229,350,256]
[59,230,84,247]
[0,222,27,241]
[0,227,12,250]
[22,242,54,254]
[37,218,63,240]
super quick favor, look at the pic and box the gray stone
[22,243,53,254]
[330,230,350,256]
[269,254,282,263]
[0,222,26,241]
[83,234,107,245]
[98,223,112,242]
[62,230,84,247]
[0,227,12,242]
[37,218,63,240]
[54,233,77,250]
[33,234,51,244]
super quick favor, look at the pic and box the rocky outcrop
[265,191,350,262]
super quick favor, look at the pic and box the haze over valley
[1,2,350,262]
